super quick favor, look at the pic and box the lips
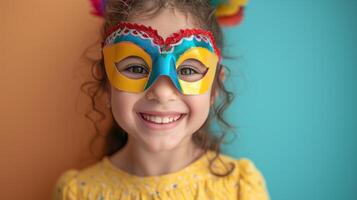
[139,111,184,116]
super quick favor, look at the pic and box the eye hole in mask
[115,56,150,79]
[177,59,208,82]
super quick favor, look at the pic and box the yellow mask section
[103,42,152,92]
[176,47,219,95]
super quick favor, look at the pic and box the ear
[210,66,226,106]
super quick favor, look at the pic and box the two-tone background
[1,0,356,199]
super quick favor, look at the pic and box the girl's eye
[178,67,198,76]
[177,66,207,82]
[115,56,150,79]
[125,65,149,74]
[121,64,149,79]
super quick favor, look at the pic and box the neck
[109,137,205,177]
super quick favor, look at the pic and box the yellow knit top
[53,150,270,200]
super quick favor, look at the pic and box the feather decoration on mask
[89,0,107,17]
[211,0,248,26]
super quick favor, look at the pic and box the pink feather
[89,0,106,17]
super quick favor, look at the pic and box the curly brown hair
[81,0,236,177]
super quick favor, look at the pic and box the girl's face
[108,8,215,153]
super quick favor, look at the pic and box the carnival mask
[102,22,221,95]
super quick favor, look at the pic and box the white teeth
[162,117,170,123]
[141,114,182,124]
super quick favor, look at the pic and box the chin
[139,135,187,153]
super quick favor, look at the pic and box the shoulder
[213,153,270,200]
[52,160,109,200]
[52,169,79,200]
[235,157,270,200]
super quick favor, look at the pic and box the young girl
[54,0,270,199]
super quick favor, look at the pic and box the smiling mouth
[139,113,185,124]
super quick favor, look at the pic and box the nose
[145,75,179,103]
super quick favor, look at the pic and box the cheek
[186,93,211,124]
[112,91,132,110]
[110,89,138,131]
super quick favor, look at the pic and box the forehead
[128,7,197,39]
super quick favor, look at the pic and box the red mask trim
[103,22,221,59]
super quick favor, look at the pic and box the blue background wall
[221,1,357,199]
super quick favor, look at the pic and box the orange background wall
[0,0,109,199]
